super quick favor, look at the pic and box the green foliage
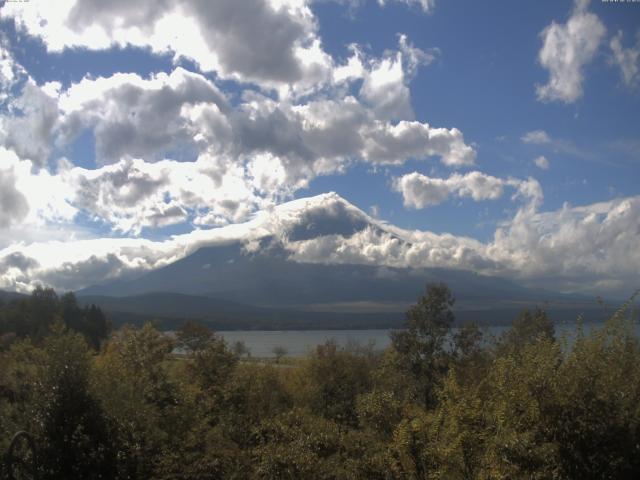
[2,285,640,479]
[91,323,183,479]
[496,307,555,356]
[32,323,116,479]
[296,340,375,426]
[390,282,455,407]
[175,319,213,353]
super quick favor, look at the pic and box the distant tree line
[0,287,109,350]
[1,284,639,479]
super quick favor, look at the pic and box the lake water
[216,322,640,358]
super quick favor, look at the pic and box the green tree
[32,323,116,480]
[60,292,110,350]
[496,307,555,356]
[92,323,181,479]
[176,319,213,354]
[297,340,374,426]
[391,282,455,407]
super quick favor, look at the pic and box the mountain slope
[78,193,603,327]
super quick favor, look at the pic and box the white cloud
[610,30,640,88]
[536,0,605,103]
[0,25,473,232]
[362,121,476,167]
[522,130,551,144]
[0,145,262,236]
[0,36,25,105]
[56,67,228,163]
[67,155,262,234]
[2,0,332,93]
[521,129,593,162]
[394,173,451,208]
[0,148,76,230]
[393,171,532,209]
[0,191,638,295]
[360,52,413,120]
[378,0,436,13]
[359,35,438,121]
[534,155,550,170]
[0,1,483,282]
[286,193,640,295]
[0,80,60,168]
[0,71,476,235]
[398,34,439,76]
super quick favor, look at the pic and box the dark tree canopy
[0,287,110,350]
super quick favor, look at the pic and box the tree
[496,307,554,356]
[272,345,288,364]
[232,340,251,358]
[0,289,109,348]
[297,340,374,426]
[60,292,109,350]
[176,320,213,354]
[92,323,181,479]
[391,282,455,407]
[32,323,116,480]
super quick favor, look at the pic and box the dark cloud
[1,82,59,168]
[0,252,39,274]
[58,69,228,163]
[63,0,321,86]
[0,168,29,229]
[39,253,129,291]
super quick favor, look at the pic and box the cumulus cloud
[0,80,60,168]
[0,26,473,231]
[0,191,638,295]
[2,0,332,92]
[536,0,605,103]
[0,148,76,231]
[363,121,475,167]
[0,73,475,234]
[0,166,29,229]
[359,35,437,120]
[0,36,24,105]
[0,145,259,235]
[66,155,263,234]
[0,193,367,291]
[286,193,640,294]
[393,173,451,208]
[610,30,640,88]
[534,155,550,170]
[56,68,228,163]
[393,171,537,208]
[0,39,61,168]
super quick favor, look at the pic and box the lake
[216,322,640,358]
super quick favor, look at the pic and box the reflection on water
[214,322,640,358]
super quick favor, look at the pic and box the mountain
[77,193,604,329]
[76,292,403,330]
[0,290,28,303]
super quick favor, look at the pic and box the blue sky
[308,0,640,237]
[0,0,639,294]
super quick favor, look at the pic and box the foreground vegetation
[1,285,639,479]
